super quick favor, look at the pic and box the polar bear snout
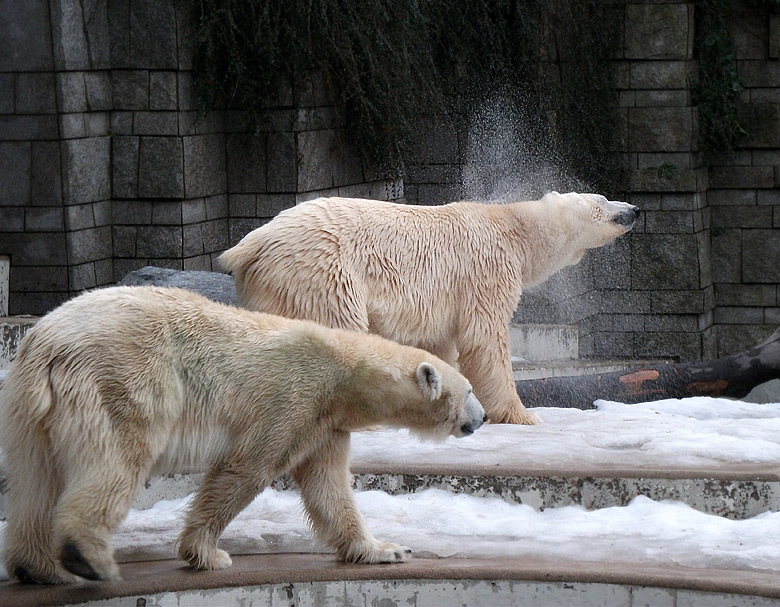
[608,201,639,228]
[457,392,486,437]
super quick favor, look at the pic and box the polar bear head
[545,191,638,245]
[414,361,486,438]
[518,191,638,283]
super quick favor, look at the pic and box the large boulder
[118,266,238,306]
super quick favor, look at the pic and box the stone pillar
[594,1,714,361]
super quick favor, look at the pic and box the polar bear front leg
[179,458,268,571]
[458,322,540,425]
[293,431,411,564]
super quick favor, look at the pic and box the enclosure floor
[3,553,780,607]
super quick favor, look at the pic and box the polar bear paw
[343,540,412,564]
[179,543,233,571]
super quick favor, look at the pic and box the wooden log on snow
[517,327,780,409]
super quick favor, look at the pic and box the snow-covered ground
[3,396,780,580]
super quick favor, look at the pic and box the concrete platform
[3,554,780,607]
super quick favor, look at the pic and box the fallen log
[517,327,780,409]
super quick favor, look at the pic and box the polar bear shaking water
[220,192,638,425]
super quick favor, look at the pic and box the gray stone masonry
[2,0,780,361]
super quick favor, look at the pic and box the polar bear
[219,192,638,424]
[1,286,485,584]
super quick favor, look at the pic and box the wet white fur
[219,191,636,424]
[1,286,484,584]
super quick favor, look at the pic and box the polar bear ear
[416,362,442,402]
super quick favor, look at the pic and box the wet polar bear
[220,192,638,424]
[1,286,485,584]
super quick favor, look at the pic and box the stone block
[50,0,90,69]
[0,74,13,113]
[661,192,703,211]
[634,90,689,107]
[707,189,756,206]
[0,208,23,231]
[709,166,774,189]
[205,194,228,220]
[30,141,62,214]
[739,103,780,148]
[266,131,296,192]
[60,113,86,139]
[25,207,63,231]
[717,324,774,357]
[113,200,151,225]
[86,112,109,137]
[714,306,766,325]
[629,61,690,90]
[10,263,68,292]
[598,289,652,314]
[67,226,111,265]
[0,0,53,71]
[736,60,780,88]
[69,261,98,291]
[624,4,692,60]
[93,199,111,226]
[296,129,338,192]
[183,223,203,257]
[711,228,741,283]
[771,15,780,59]
[113,225,137,257]
[0,142,31,207]
[743,229,780,283]
[228,194,255,218]
[136,225,182,258]
[174,0,196,71]
[201,219,229,253]
[591,331,635,358]
[112,70,148,110]
[111,111,134,135]
[138,136,184,199]
[645,211,693,233]
[3,232,67,265]
[152,201,183,225]
[56,72,87,113]
[129,0,177,69]
[66,204,96,231]
[183,134,227,198]
[635,331,702,361]
[182,199,206,224]
[731,12,767,60]
[226,134,267,193]
[628,107,694,153]
[759,189,780,206]
[61,137,111,205]
[112,136,139,198]
[15,73,57,114]
[134,111,179,136]
[631,234,700,290]
[652,290,705,315]
[229,218,266,246]
[150,72,177,110]
[84,72,112,110]
[257,194,295,218]
[711,205,772,228]
[0,115,59,141]
[644,313,700,333]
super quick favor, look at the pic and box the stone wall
[2,0,779,362]
[0,0,400,315]
[405,0,780,361]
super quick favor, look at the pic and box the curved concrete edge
[3,554,780,607]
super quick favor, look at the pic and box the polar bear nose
[460,413,488,436]
[459,393,486,436]
[612,204,639,227]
